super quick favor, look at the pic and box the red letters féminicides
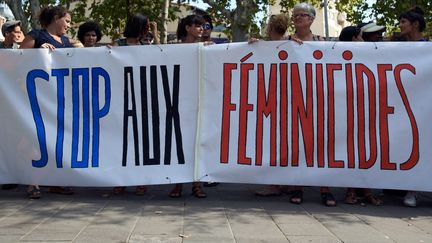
[220,50,419,171]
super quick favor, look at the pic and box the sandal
[255,185,282,196]
[192,184,207,198]
[289,190,303,204]
[135,186,147,196]
[48,186,74,195]
[27,187,41,199]
[365,193,383,206]
[321,192,337,207]
[113,187,126,195]
[169,184,182,198]
[345,189,358,204]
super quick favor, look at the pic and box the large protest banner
[1,41,432,191]
[0,45,199,186]
[198,41,432,192]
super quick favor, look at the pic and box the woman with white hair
[288,3,337,207]
[289,2,325,41]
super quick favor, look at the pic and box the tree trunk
[4,0,31,32]
[160,0,170,44]
[231,0,257,42]
[29,0,41,30]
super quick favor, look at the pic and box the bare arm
[19,35,35,49]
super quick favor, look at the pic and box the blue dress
[28,29,72,48]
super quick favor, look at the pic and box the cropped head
[176,14,205,42]
[399,6,426,34]
[123,13,149,39]
[292,3,316,30]
[339,26,362,42]
[358,22,385,42]
[293,3,316,18]
[1,20,23,43]
[78,21,102,47]
[267,14,289,37]
[201,14,213,41]
[39,6,70,34]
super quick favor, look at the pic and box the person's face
[55,13,71,35]
[399,17,416,36]
[5,25,23,43]
[186,23,203,39]
[292,10,313,30]
[83,30,98,47]
[364,32,383,42]
[352,33,363,42]
[202,22,212,38]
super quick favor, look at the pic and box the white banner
[1,41,432,191]
[199,41,432,192]
[0,44,199,186]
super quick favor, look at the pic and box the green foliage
[334,0,432,39]
[70,0,188,41]
[204,0,270,41]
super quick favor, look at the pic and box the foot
[289,190,303,204]
[135,186,147,196]
[255,185,282,196]
[169,184,182,198]
[344,189,357,204]
[113,187,126,195]
[403,191,417,207]
[203,182,220,187]
[2,184,18,190]
[192,184,207,198]
[27,187,41,199]
[365,193,383,206]
[48,186,74,195]
[321,192,337,207]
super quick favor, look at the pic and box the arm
[150,22,160,44]
[19,35,36,49]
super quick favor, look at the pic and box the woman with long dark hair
[398,6,428,207]
[169,14,207,198]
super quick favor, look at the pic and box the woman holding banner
[252,14,293,197]
[338,26,384,206]
[111,13,151,196]
[168,14,207,198]
[20,5,76,198]
[398,6,428,207]
[287,2,336,207]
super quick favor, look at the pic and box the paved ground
[0,184,431,243]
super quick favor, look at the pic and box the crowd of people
[0,3,429,208]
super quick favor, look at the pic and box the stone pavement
[0,184,431,243]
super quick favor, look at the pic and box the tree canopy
[4,0,431,41]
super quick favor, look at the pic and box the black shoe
[203,182,220,187]
[2,184,18,190]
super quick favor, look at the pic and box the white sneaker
[403,191,417,207]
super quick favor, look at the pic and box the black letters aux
[122,65,185,166]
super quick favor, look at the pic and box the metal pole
[323,0,329,39]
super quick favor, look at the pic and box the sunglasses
[202,23,212,30]
[292,13,311,19]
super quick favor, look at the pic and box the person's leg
[192,182,207,198]
[169,183,182,198]
[320,187,336,206]
[255,185,282,196]
[27,185,41,199]
[364,188,383,206]
[345,188,357,204]
[135,185,147,196]
[289,186,303,204]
